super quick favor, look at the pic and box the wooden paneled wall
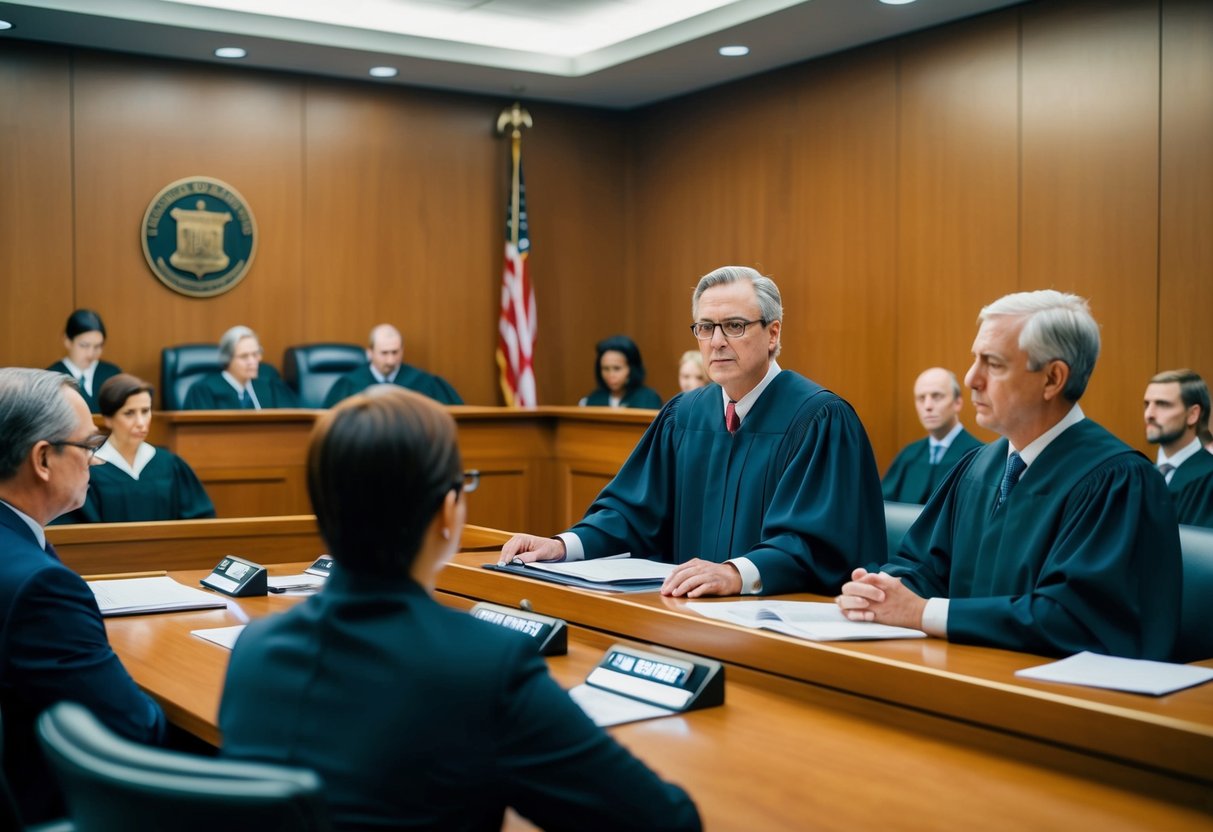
[2,0,1210,469]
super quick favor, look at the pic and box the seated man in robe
[838,291,1181,660]
[323,323,463,407]
[882,367,983,504]
[501,265,886,598]
[1144,369,1213,528]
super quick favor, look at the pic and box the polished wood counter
[103,562,1213,831]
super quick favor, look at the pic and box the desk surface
[103,563,1213,831]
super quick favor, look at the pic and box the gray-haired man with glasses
[502,266,886,597]
[0,368,165,825]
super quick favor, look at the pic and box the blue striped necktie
[998,451,1026,506]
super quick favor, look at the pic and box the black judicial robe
[1168,450,1213,529]
[322,364,463,407]
[46,359,121,414]
[568,373,887,595]
[884,419,1181,660]
[62,447,215,524]
[582,386,663,409]
[881,428,984,504]
[182,371,298,410]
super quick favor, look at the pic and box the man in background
[1145,368,1213,528]
[324,323,462,406]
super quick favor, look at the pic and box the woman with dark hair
[47,309,122,413]
[219,386,699,832]
[61,374,214,523]
[579,334,662,409]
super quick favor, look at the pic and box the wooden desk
[103,563,1213,831]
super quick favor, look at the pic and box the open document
[89,576,228,617]
[686,600,926,642]
[484,554,674,593]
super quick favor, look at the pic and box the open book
[686,600,926,642]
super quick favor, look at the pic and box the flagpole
[496,102,535,408]
[498,103,532,250]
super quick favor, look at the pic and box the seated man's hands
[499,534,566,565]
[836,568,927,629]
[661,559,742,598]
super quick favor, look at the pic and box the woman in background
[47,309,121,414]
[579,334,662,409]
[219,386,699,831]
[678,349,708,393]
[182,325,297,409]
[64,374,215,523]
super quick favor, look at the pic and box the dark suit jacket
[0,502,165,824]
[322,364,463,408]
[182,370,299,410]
[220,570,699,832]
[1168,448,1213,528]
[882,428,984,504]
[46,359,121,414]
[582,386,663,409]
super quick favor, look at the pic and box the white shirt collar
[369,366,399,384]
[0,498,46,549]
[719,360,781,423]
[929,422,965,450]
[1011,403,1085,468]
[1157,436,1203,470]
[94,440,156,479]
[221,371,261,408]
[61,357,98,395]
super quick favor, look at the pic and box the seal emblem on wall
[141,177,257,297]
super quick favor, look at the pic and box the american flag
[497,158,537,407]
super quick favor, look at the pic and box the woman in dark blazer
[181,325,297,409]
[579,334,662,409]
[218,386,699,832]
[46,309,122,414]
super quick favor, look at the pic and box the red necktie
[726,401,740,434]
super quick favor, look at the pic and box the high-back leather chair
[883,501,924,561]
[281,343,366,409]
[1,707,74,831]
[159,344,222,411]
[1177,523,1213,662]
[37,702,330,832]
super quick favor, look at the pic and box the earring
[442,529,451,540]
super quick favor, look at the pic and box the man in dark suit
[882,367,983,504]
[1145,369,1213,528]
[0,368,165,824]
[323,323,462,407]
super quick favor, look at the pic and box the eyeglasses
[49,434,108,460]
[690,319,767,340]
[453,469,480,497]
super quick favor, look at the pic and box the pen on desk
[81,570,169,581]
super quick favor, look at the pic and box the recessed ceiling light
[368,66,398,78]
[718,45,749,57]
[0,20,13,30]
[214,47,247,59]
[879,0,917,5]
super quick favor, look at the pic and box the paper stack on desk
[485,554,673,593]
[687,600,926,642]
[88,576,227,617]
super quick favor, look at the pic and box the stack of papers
[191,624,247,650]
[267,573,326,593]
[88,576,227,617]
[686,600,927,642]
[485,555,674,593]
[1014,652,1213,696]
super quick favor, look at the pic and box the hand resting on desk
[836,567,928,630]
[499,534,567,564]
[661,559,742,598]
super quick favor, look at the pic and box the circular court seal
[141,176,257,298]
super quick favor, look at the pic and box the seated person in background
[323,323,462,407]
[881,367,983,504]
[1202,427,1213,453]
[0,369,165,825]
[46,308,122,414]
[505,266,886,598]
[182,325,297,410]
[678,349,708,393]
[220,386,700,831]
[579,334,662,408]
[839,291,1181,660]
[60,375,215,524]
[1144,368,1213,528]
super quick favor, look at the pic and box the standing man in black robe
[1144,369,1213,528]
[882,367,983,504]
[838,291,1181,660]
[500,266,886,598]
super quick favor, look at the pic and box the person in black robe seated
[219,386,700,831]
[182,325,298,409]
[502,266,886,598]
[882,367,983,504]
[322,323,462,407]
[1144,368,1213,528]
[839,290,1181,660]
[46,309,122,414]
[578,334,663,409]
[59,375,215,524]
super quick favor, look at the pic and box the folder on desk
[687,600,927,641]
[484,556,674,593]
[89,576,228,617]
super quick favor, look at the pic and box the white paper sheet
[525,556,673,583]
[190,624,247,650]
[267,573,326,593]
[88,576,227,616]
[686,600,926,641]
[1014,651,1213,696]
[568,684,677,727]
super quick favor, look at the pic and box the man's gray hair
[692,266,783,358]
[0,368,79,481]
[943,369,962,400]
[979,290,1100,401]
[218,325,259,365]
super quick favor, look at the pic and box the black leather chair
[159,344,222,411]
[1177,523,1213,662]
[2,708,75,832]
[281,343,365,409]
[883,501,924,561]
[37,702,329,832]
